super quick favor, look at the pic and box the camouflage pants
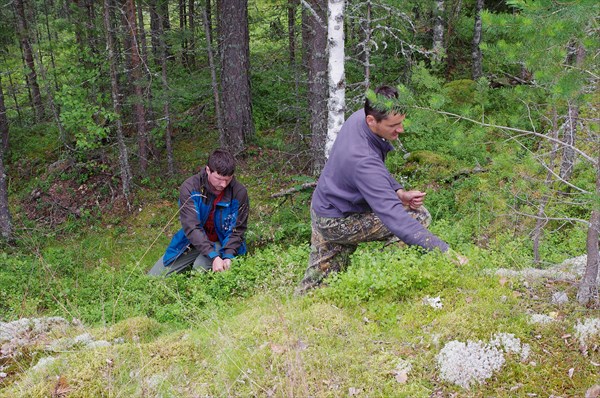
[296,206,431,294]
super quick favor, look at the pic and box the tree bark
[218,0,254,154]
[288,0,298,67]
[179,0,188,66]
[577,148,600,305]
[432,0,445,62]
[14,0,45,122]
[149,0,161,62]
[326,0,345,156]
[0,79,12,242]
[136,0,149,67]
[158,10,174,176]
[103,0,133,207]
[188,0,196,69]
[201,5,224,137]
[303,0,328,175]
[0,78,9,155]
[288,0,302,138]
[125,0,149,174]
[471,0,483,80]
[206,0,213,47]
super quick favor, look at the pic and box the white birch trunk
[432,0,445,62]
[325,0,345,158]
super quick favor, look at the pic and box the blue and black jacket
[163,169,249,266]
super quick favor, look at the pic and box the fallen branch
[270,181,317,198]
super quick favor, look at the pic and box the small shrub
[323,246,460,306]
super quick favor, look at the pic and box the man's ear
[205,165,210,174]
[366,115,377,127]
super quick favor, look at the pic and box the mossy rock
[402,150,458,180]
[443,79,477,105]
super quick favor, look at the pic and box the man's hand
[397,189,427,210]
[212,256,231,272]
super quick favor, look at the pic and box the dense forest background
[0,0,598,396]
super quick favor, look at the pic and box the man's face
[366,113,406,141]
[206,166,233,194]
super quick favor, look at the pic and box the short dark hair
[207,149,235,176]
[364,85,399,122]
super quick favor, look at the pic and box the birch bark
[325,0,345,157]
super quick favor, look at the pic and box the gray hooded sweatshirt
[311,109,449,252]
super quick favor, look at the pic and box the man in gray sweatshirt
[296,85,466,294]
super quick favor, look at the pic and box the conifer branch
[413,106,598,166]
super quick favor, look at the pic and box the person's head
[364,85,406,141]
[205,149,235,194]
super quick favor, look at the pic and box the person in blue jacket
[296,85,467,293]
[149,149,249,276]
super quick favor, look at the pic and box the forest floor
[1,131,599,397]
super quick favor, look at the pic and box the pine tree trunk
[14,0,45,122]
[471,0,483,80]
[326,0,345,156]
[205,0,213,47]
[158,11,174,176]
[137,0,156,137]
[120,0,134,91]
[149,0,160,62]
[188,0,196,69]
[159,0,170,30]
[577,149,600,305]
[287,0,302,139]
[444,0,463,78]
[103,0,133,206]
[150,0,171,62]
[218,0,254,154]
[432,0,445,62]
[0,80,12,242]
[201,5,224,137]
[125,0,149,174]
[0,153,11,242]
[0,79,9,155]
[136,0,149,67]
[303,0,328,175]
[179,0,187,65]
[288,0,297,67]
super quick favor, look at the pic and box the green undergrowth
[1,256,597,397]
